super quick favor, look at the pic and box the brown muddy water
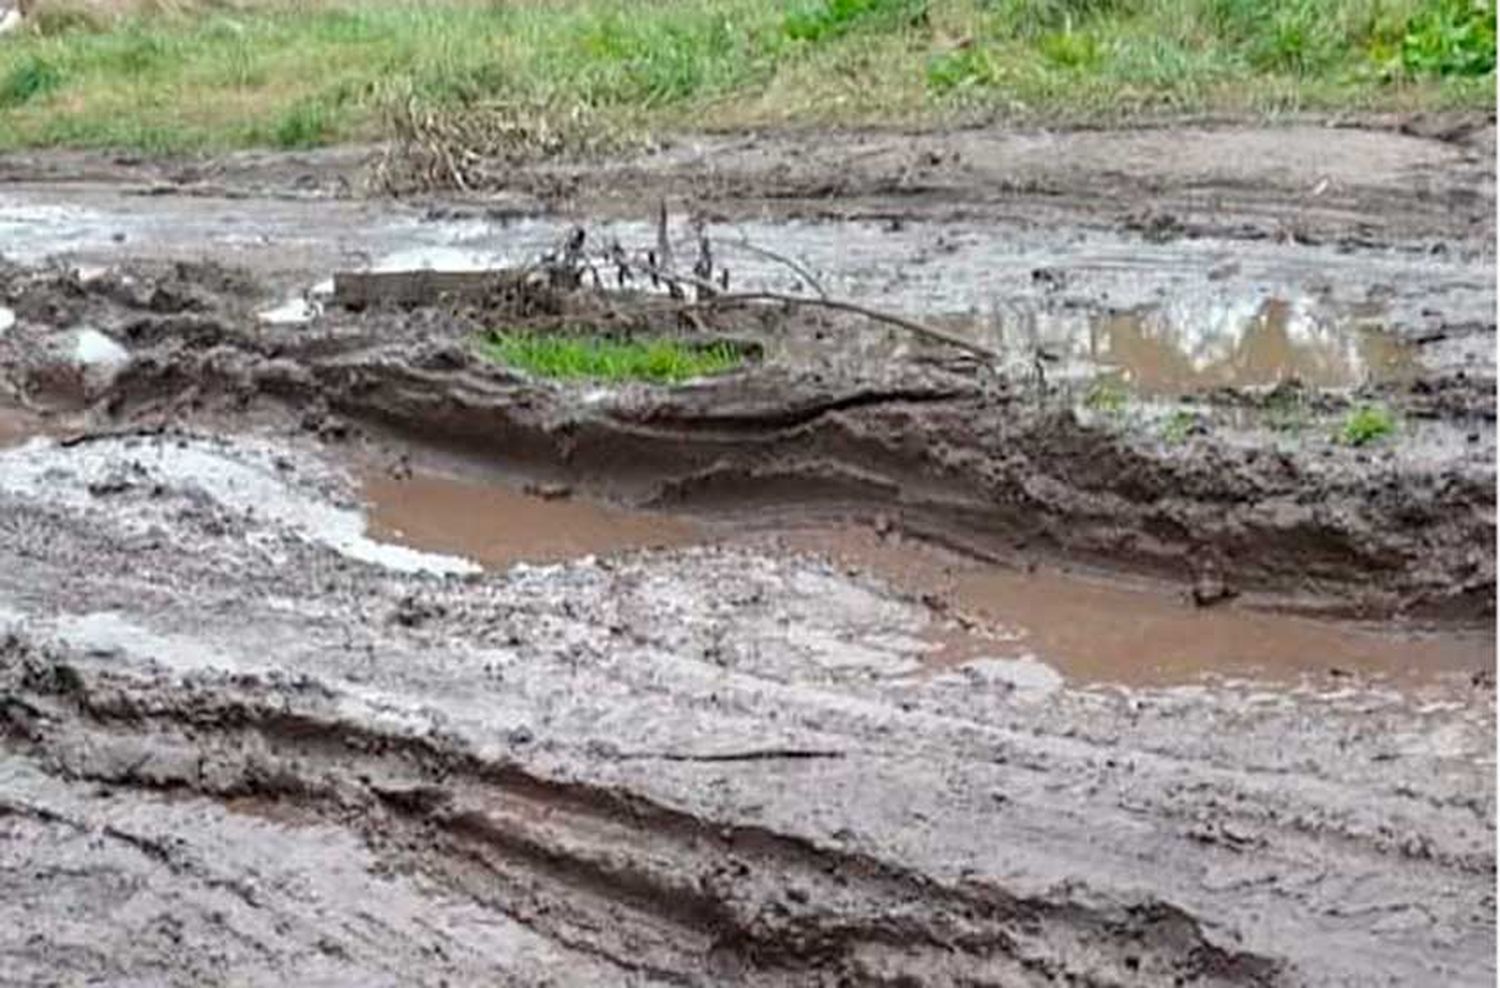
[360,465,1493,690]
[783,295,1420,394]
[1079,298,1416,393]
[363,467,701,567]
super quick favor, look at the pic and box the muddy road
[0,119,1495,986]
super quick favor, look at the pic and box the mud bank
[0,430,1494,985]
[0,257,1491,618]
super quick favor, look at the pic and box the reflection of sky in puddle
[967,296,1414,394]
[1094,297,1415,392]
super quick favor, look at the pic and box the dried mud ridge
[3,259,1492,620]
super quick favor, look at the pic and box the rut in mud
[0,429,1492,986]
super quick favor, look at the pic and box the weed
[926,45,999,91]
[1162,408,1204,443]
[272,97,332,148]
[0,56,63,108]
[1038,29,1103,69]
[1339,403,1396,446]
[1083,377,1129,415]
[479,332,746,384]
[784,0,925,43]
[1399,0,1496,77]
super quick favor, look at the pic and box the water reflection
[969,295,1415,394]
[1091,297,1415,393]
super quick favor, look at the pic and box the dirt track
[0,119,1495,985]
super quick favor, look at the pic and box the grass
[1161,408,1205,444]
[1339,403,1397,446]
[0,0,1491,153]
[1083,377,1129,416]
[479,330,746,383]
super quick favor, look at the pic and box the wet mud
[0,120,1494,985]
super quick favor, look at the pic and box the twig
[654,199,681,300]
[728,236,830,300]
[635,258,998,361]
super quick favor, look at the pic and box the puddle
[1076,298,1415,393]
[776,527,1494,688]
[352,461,1491,688]
[361,467,702,569]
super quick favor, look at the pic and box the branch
[636,258,998,361]
[727,237,829,300]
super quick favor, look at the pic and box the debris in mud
[333,218,1003,366]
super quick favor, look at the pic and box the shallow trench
[359,457,1492,690]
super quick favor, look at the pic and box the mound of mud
[1,260,1492,619]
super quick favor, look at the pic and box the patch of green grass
[1083,377,1129,415]
[480,331,746,383]
[1399,0,1496,76]
[0,55,64,107]
[271,97,335,148]
[1338,403,1397,446]
[926,44,998,91]
[0,0,1490,153]
[1161,408,1205,443]
[784,0,926,42]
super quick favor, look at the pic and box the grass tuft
[0,55,64,107]
[272,97,335,148]
[1083,377,1129,415]
[1161,408,1205,443]
[1339,403,1397,446]
[479,331,746,384]
[784,0,926,42]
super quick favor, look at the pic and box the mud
[0,430,1493,986]
[0,119,1494,985]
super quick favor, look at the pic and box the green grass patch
[0,0,1491,153]
[479,331,747,383]
[1338,403,1397,446]
[1083,377,1129,415]
[783,0,926,43]
[0,55,64,107]
[1161,408,1205,443]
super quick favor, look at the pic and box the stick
[632,258,997,361]
[728,237,830,300]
